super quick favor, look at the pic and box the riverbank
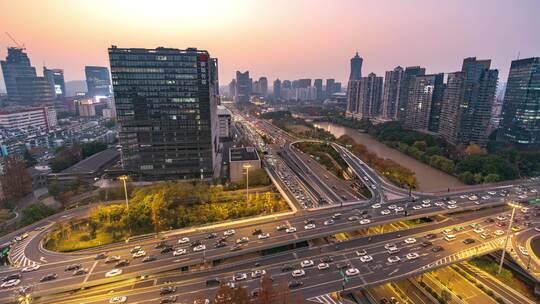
[314,122,464,192]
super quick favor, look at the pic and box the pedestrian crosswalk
[8,232,41,268]
[307,293,344,304]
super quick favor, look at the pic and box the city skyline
[1,0,539,93]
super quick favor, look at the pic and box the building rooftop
[61,148,119,175]
[229,147,259,162]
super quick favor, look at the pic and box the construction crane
[5,32,25,50]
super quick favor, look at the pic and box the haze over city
[1,0,540,92]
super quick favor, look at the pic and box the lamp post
[243,164,252,204]
[498,201,520,275]
[118,175,131,240]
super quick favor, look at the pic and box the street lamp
[118,175,129,212]
[498,201,520,275]
[243,163,252,204]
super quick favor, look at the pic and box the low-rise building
[229,147,261,181]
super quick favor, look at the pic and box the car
[422,202,431,208]
[177,237,190,244]
[205,278,221,287]
[105,255,121,264]
[190,240,202,247]
[251,269,266,278]
[161,247,173,254]
[317,263,330,270]
[236,237,249,244]
[224,229,236,236]
[288,280,303,288]
[1,279,20,288]
[447,200,457,205]
[387,256,400,263]
[301,260,314,268]
[395,206,404,212]
[173,248,187,256]
[285,227,297,233]
[193,245,206,252]
[360,219,371,225]
[22,264,40,272]
[65,264,82,271]
[332,213,342,219]
[215,241,227,248]
[232,272,247,281]
[160,286,177,295]
[356,249,367,256]
[276,224,287,231]
[258,232,270,240]
[448,204,458,209]
[130,246,142,253]
[496,222,506,227]
[73,268,88,276]
[109,296,128,304]
[473,228,484,234]
[535,226,540,233]
[320,256,334,263]
[304,218,315,225]
[384,243,397,250]
[304,224,316,230]
[142,255,157,263]
[95,252,107,260]
[413,205,422,210]
[519,246,529,256]
[494,230,505,236]
[348,216,360,221]
[360,255,373,263]
[105,268,123,278]
[324,219,335,226]
[335,262,350,270]
[442,229,453,235]
[425,233,437,239]
[230,244,243,251]
[291,269,305,278]
[380,209,391,215]
[388,204,397,210]
[496,215,507,221]
[485,218,495,223]
[431,246,444,252]
[435,201,445,206]
[404,237,416,244]
[480,233,492,239]
[463,238,475,244]
[115,259,130,267]
[207,232,217,239]
[155,241,169,249]
[421,241,432,247]
[160,296,177,303]
[282,264,294,272]
[406,252,419,260]
[453,226,464,232]
[371,203,381,209]
[371,185,376,189]
[40,273,58,282]
[468,195,478,201]
[512,226,521,232]
[133,250,146,258]
[252,229,262,235]
[345,268,360,276]
[444,234,456,241]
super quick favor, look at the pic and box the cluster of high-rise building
[346,53,540,148]
[229,71,341,103]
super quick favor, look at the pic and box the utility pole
[243,163,252,204]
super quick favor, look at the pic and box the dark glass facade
[1,47,37,100]
[43,67,66,98]
[397,66,426,122]
[85,66,111,97]
[499,57,540,145]
[109,46,219,180]
[349,52,363,81]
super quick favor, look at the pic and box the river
[314,122,465,192]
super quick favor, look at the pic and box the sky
[1,0,539,92]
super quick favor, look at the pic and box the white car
[301,260,314,268]
[360,255,373,263]
[406,252,420,260]
[232,272,247,281]
[324,220,335,226]
[345,268,360,276]
[251,269,266,278]
[481,195,491,200]
[22,264,40,272]
[178,237,190,244]
[487,191,497,195]
[384,243,397,250]
[109,296,127,304]
[105,269,123,278]
[1,279,20,288]
[404,238,416,244]
[132,250,146,258]
[494,230,505,236]
[422,202,431,208]
[359,219,371,225]
[193,245,206,252]
[348,216,360,221]
[380,209,391,215]
[236,237,249,244]
[444,234,456,241]
[422,199,431,204]
[371,203,381,209]
[395,207,404,212]
[304,224,316,230]
[258,233,270,240]
[460,195,468,199]
[224,229,236,236]
[435,202,444,206]
[356,249,367,256]
[292,269,305,278]
[413,205,422,210]
[468,195,478,201]
[173,248,187,256]
[496,215,507,221]
[519,246,529,256]
[317,263,330,270]
[387,256,401,263]
[388,204,397,210]
[442,228,453,235]
[448,204,458,209]
[447,200,457,205]
[473,228,484,234]
[286,227,297,233]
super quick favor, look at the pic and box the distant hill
[65,80,87,97]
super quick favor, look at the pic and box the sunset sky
[1,0,539,92]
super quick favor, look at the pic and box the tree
[484,173,500,183]
[57,191,74,209]
[458,171,475,184]
[465,143,485,155]
[1,156,32,201]
[81,142,107,159]
[20,202,55,226]
[23,149,37,167]
[214,283,250,304]
[258,274,276,304]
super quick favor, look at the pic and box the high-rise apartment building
[15,76,56,104]
[382,66,404,120]
[258,77,268,97]
[85,66,111,97]
[235,71,250,104]
[349,52,363,80]
[314,79,323,101]
[334,82,342,93]
[273,79,281,100]
[1,47,37,100]
[109,46,220,180]
[403,73,444,132]
[397,66,426,121]
[347,73,383,119]
[228,79,236,99]
[438,58,498,147]
[499,57,540,145]
[43,67,66,98]
[325,79,335,99]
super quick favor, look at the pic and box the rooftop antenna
[4,32,25,50]
[517,51,520,60]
